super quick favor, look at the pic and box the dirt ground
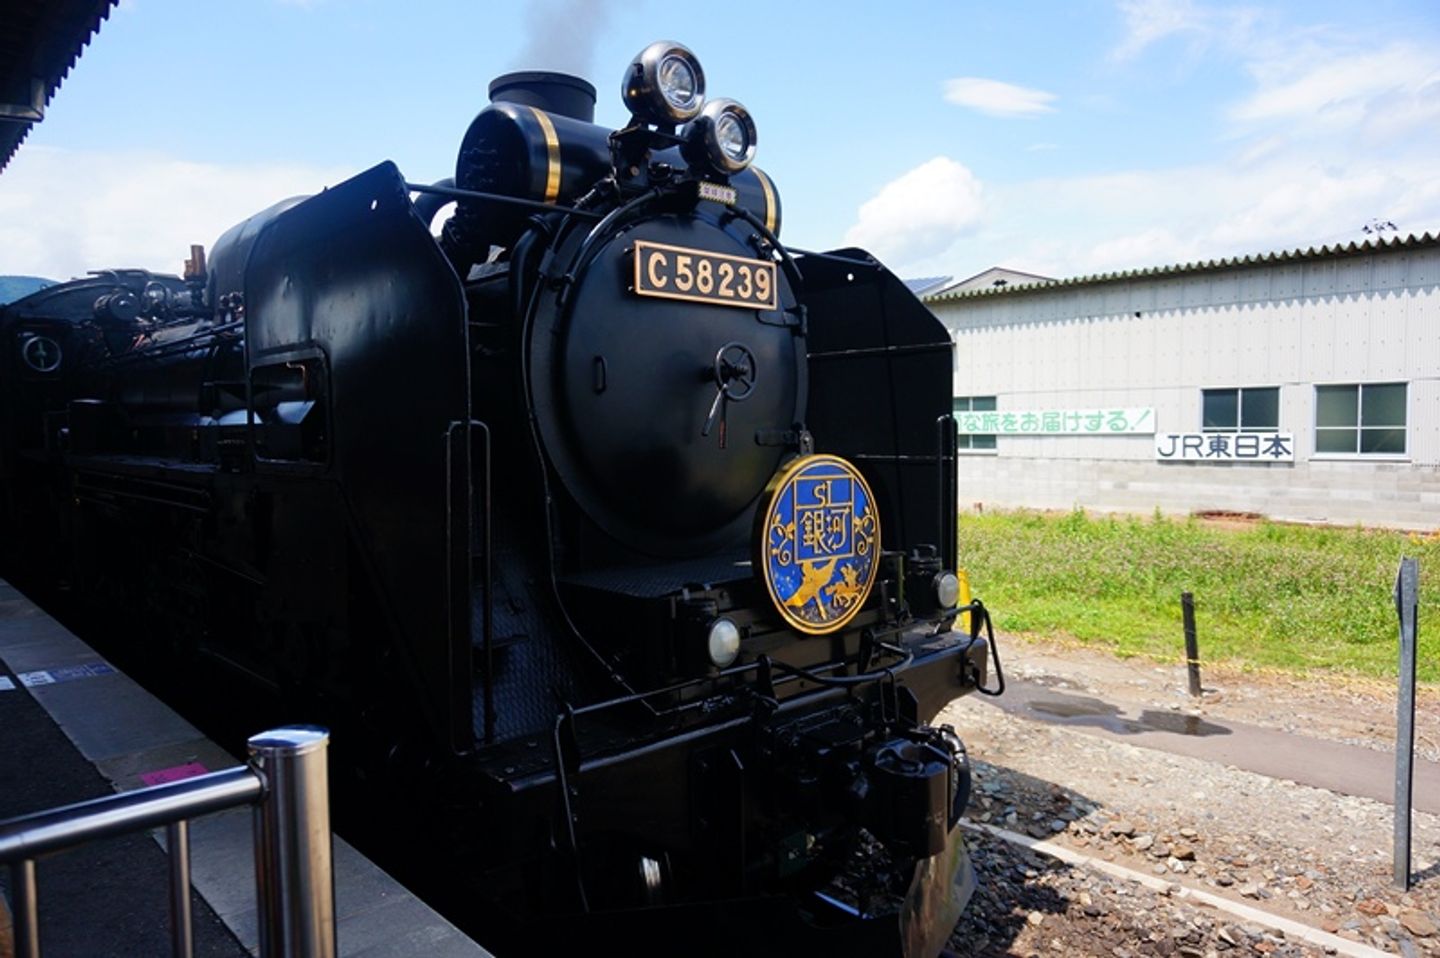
[987,634,1440,762]
[939,635,1440,957]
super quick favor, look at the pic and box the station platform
[0,578,491,958]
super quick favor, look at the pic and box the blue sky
[3,0,1438,283]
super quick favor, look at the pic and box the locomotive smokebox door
[526,212,807,558]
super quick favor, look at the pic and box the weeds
[958,509,1439,681]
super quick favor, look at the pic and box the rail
[0,725,336,958]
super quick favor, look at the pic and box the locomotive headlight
[658,54,700,114]
[682,98,757,175]
[934,571,962,610]
[624,41,706,124]
[714,111,749,165]
[706,617,741,669]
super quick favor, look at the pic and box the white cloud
[895,7,1440,282]
[843,157,983,268]
[1112,0,1205,59]
[1084,227,1194,272]
[1110,0,1258,61]
[943,78,1057,117]
[1231,43,1440,137]
[935,151,1440,282]
[0,147,354,280]
[1111,1,1440,148]
[1233,134,1286,168]
[1201,166,1392,251]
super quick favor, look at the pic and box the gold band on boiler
[528,106,561,204]
[753,167,776,234]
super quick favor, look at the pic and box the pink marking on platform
[141,762,208,786]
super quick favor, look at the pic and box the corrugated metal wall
[932,242,1440,527]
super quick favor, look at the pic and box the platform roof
[0,0,117,173]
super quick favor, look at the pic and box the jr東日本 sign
[954,407,1154,435]
[1155,432,1294,462]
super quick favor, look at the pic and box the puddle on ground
[1028,695,1113,719]
[1025,692,1231,738]
[1135,710,1230,737]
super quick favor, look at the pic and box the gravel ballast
[936,639,1440,956]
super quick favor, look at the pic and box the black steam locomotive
[0,42,999,957]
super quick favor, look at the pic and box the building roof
[937,266,1053,296]
[1,0,117,173]
[902,275,953,297]
[923,231,1440,304]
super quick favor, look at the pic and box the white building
[924,232,1440,530]
[939,266,1054,295]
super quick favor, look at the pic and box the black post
[1181,591,1201,697]
[1394,556,1418,890]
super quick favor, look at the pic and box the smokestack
[488,72,597,123]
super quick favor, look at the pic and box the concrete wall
[931,240,1440,529]
[954,454,1440,530]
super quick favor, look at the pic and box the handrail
[0,725,336,958]
[0,767,261,861]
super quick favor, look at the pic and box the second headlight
[683,98,757,175]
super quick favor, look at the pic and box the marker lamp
[706,617,741,668]
[934,572,961,610]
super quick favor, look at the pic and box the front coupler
[759,687,972,863]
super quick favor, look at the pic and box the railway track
[952,820,1395,957]
[935,639,1440,957]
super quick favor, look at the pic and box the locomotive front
[0,41,999,958]
[427,44,998,955]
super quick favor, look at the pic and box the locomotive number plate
[633,241,777,311]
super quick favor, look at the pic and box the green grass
[958,509,1440,682]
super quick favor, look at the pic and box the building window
[954,396,996,451]
[1202,387,1279,432]
[1315,383,1407,455]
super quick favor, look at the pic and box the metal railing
[0,725,337,958]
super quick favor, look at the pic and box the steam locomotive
[0,42,1000,957]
